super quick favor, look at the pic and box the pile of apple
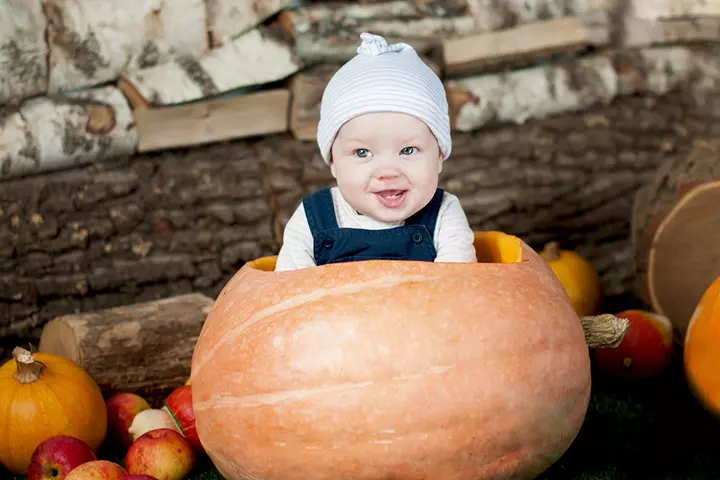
[26,385,201,480]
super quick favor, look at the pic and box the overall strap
[302,187,339,233]
[405,188,444,238]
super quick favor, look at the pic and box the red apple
[27,435,97,480]
[124,429,196,480]
[593,309,674,379]
[120,476,159,480]
[64,460,127,480]
[106,393,151,448]
[163,386,203,452]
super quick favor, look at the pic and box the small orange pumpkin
[684,275,720,416]
[540,241,603,316]
[0,347,107,474]
[191,231,593,480]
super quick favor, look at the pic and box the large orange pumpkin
[684,275,720,416]
[190,231,592,480]
[0,347,107,474]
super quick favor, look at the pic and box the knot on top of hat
[357,32,409,56]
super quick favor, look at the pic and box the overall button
[411,232,423,244]
[322,239,335,249]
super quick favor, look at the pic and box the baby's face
[329,112,444,224]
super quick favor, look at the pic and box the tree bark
[38,293,214,397]
[466,0,610,31]
[2,88,719,362]
[277,0,477,63]
[0,0,47,104]
[446,46,718,132]
[631,141,720,340]
[207,0,294,47]
[622,16,720,48]
[628,0,720,19]
[0,86,138,181]
[117,26,301,108]
[45,0,208,94]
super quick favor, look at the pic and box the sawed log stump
[632,140,720,340]
[38,293,214,397]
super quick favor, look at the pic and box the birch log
[628,0,720,20]
[46,0,208,94]
[278,1,477,63]
[0,86,138,180]
[207,0,294,47]
[465,0,611,31]
[442,15,611,76]
[0,0,47,104]
[117,27,301,108]
[446,46,714,132]
[622,16,720,47]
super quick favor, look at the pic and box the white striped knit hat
[317,32,451,164]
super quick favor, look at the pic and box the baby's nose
[374,167,401,180]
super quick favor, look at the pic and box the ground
[6,349,719,480]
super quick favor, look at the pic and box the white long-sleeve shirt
[274,187,477,271]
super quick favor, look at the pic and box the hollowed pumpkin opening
[247,231,523,272]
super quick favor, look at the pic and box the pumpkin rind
[0,350,107,475]
[684,275,720,416]
[191,232,592,480]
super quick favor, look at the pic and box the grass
[5,352,720,480]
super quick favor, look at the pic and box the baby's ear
[436,150,444,174]
[330,158,338,179]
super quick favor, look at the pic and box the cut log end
[631,139,720,339]
[580,314,631,349]
[647,180,720,336]
[86,104,116,135]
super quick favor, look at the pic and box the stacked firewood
[1,0,720,181]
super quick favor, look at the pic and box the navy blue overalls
[302,187,445,265]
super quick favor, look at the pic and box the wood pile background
[2,0,720,360]
[3,0,720,178]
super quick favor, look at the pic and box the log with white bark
[446,46,717,132]
[117,27,301,108]
[207,0,294,47]
[135,89,290,152]
[0,86,138,180]
[621,16,720,47]
[0,0,47,104]
[45,0,208,94]
[466,0,611,31]
[442,15,611,76]
[277,0,478,63]
[628,0,720,20]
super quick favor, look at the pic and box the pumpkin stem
[541,241,561,261]
[12,346,46,384]
[579,314,631,349]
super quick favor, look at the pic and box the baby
[274,32,477,271]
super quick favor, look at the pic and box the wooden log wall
[2,0,720,180]
[3,0,720,360]
[3,85,720,360]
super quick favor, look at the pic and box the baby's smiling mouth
[374,189,407,208]
[377,189,405,199]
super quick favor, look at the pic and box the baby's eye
[354,148,371,158]
[400,146,417,155]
